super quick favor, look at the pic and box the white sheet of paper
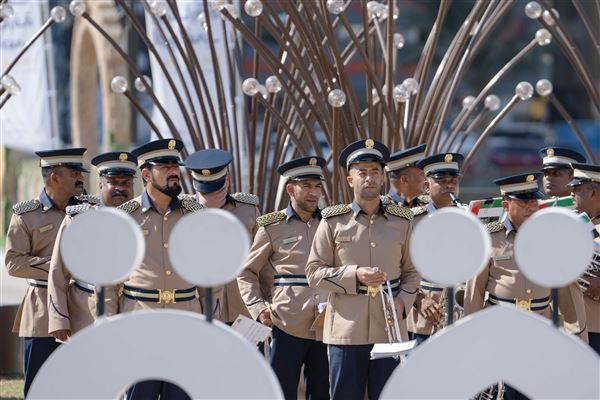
[231,315,272,346]
[370,341,416,360]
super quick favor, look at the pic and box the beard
[152,173,182,198]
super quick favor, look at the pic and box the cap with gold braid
[339,139,390,170]
[568,163,600,187]
[539,147,586,171]
[35,148,89,173]
[386,144,427,172]
[277,156,326,181]
[416,152,463,178]
[91,152,138,176]
[185,149,233,192]
[494,172,543,200]
[131,138,184,167]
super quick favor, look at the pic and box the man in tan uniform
[464,172,588,400]
[386,144,428,207]
[306,139,420,400]
[184,148,263,323]
[4,148,88,397]
[117,139,203,400]
[407,152,467,345]
[237,156,329,400]
[568,163,600,354]
[539,147,586,197]
[47,152,137,342]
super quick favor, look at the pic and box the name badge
[39,224,53,233]
[336,235,352,243]
[494,254,512,261]
[283,236,300,244]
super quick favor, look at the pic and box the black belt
[273,274,309,286]
[122,285,198,304]
[487,293,550,311]
[358,277,400,295]
[420,279,445,292]
[74,281,95,294]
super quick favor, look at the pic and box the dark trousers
[126,380,190,400]
[23,337,60,398]
[328,344,399,400]
[270,326,329,400]
[408,332,429,346]
[589,332,600,355]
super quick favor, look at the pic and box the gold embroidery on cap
[119,153,128,162]
[546,148,554,157]
[201,169,211,176]
[526,174,535,183]
[309,158,317,166]
[168,140,176,150]
[365,139,374,149]
[444,154,453,162]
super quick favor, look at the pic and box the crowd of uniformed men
[5,137,600,400]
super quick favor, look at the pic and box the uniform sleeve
[4,213,51,279]
[463,259,491,315]
[306,219,358,294]
[47,216,72,333]
[396,221,420,319]
[558,282,588,343]
[237,226,272,320]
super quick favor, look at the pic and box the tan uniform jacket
[584,217,600,333]
[237,204,328,340]
[115,192,205,313]
[306,201,420,345]
[4,191,80,337]
[47,204,119,335]
[464,219,588,342]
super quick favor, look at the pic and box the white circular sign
[61,208,144,286]
[514,208,594,287]
[168,209,250,286]
[410,208,491,286]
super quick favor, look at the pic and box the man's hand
[258,308,273,327]
[586,275,600,301]
[52,329,71,343]
[417,296,443,324]
[356,267,387,287]
[196,176,229,208]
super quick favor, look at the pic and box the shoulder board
[179,194,205,213]
[66,203,95,216]
[385,203,414,220]
[418,194,431,204]
[486,221,505,234]
[76,194,101,205]
[256,210,286,227]
[231,192,259,206]
[12,199,41,215]
[117,199,140,214]
[411,205,427,216]
[321,204,352,219]
[380,195,393,206]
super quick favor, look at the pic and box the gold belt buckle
[367,286,380,298]
[514,298,531,311]
[158,289,176,304]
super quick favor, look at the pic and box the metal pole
[551,288,559,327]
[446,286,455,326]
[96,286,105,318]
[204,287,213,323]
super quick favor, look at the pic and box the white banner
[144,1,243,155]
[0,0,56,152]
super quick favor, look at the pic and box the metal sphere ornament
[244,0,263,17]
[110,76,129,94]
[535,79,553,97]
[535,29,552,46]
[328,89,346,108]
[50,6,67,23]
[524,2,542,19]
[515,82,534,100]
[242,78,260,96]
[69,0,86,16]
[484,95,501,111]
[150,0,168,17]
[265,76,282,94]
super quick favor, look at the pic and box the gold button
[163,216,168,221]
[526,289,532,295]
[165,270,172,276]
[370,242,376,248]
[370,220,374,225]
[163,243,169,249]
[314,295,319,300]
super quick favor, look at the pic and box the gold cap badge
[546,148,554,157]
[365,139,375,149]
[168,140,176,150]
[444,154,453,162]
[309,157,317,166]
[526,174,535,183]
[201,169,211,177]
[119,153,128,162]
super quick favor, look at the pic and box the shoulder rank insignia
[417,194,431,204]
[385,203,414,220]
[66,203,95,216]
[179,194,205,213]
[76,194,101,205]
[486,221,505,234]
[231,192,259,206]
[12,199,41,215]
[256,210,286,227]
[380,195,393,206]
[117,199,140,214]
[321,204,352,219]
[411,205,427,216]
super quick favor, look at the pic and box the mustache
[75,181,84,187]
[167,174,180,181]
[111,190,129,198]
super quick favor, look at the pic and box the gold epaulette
[231,192,259,206]
[66,203,96,216]
[179,194,205,213]
[418,194,431,204]
[12,199,41,215]
[76,194,101,205]
[411,205,427,216]
[321,204,352,219]
[256,210,286,227]
[486,221,505,234]
[117,199,140,214]
[385,203,414,220]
